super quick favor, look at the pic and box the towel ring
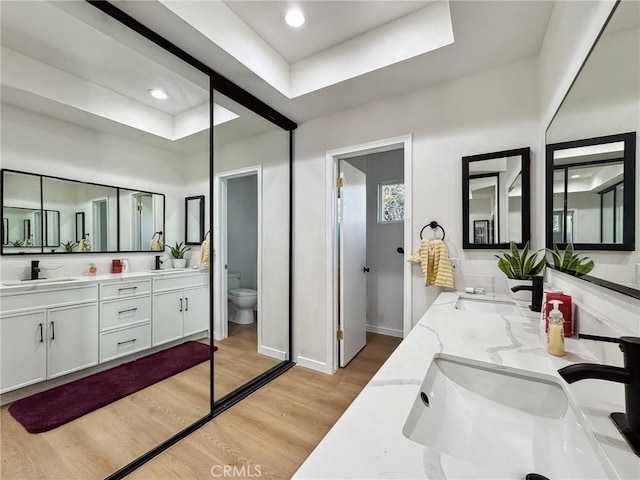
[420,221,445,240]
[205,230,210,240]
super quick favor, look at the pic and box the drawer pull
[118,308,138,315]
[50,321,55,341]
[117,339,137,347]
[118,286,138,293]
[39,323,43,343]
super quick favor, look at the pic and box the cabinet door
[47,303,99,379]
[183,286,210,337]
[0,311,47,393]
[152,290,184,346]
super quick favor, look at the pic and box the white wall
[293,57,539,369]
[227,175,258,290]
[347,149,405,338]
[0,103,200,279]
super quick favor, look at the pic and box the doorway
[92,198,108,251]
[132,192,153,250]
[326,135,413,372]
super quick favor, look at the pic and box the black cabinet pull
[39,323,43,343]
[50,321,55,341]
[363,267,370,273]
[185,298,189,311]
[179,298,183,312]
[118,286,137,293]
[117,308,138,315]
[117,339,136,346]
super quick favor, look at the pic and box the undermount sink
[402,355,614,479]
[2,277,79,287]
[455,296,520,316]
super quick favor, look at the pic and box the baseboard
[295,355,334,374]
[258,345,287,361]
[366,324,403,338]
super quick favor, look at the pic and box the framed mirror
[546,132,635,250]
[118,189,165,252]
[2,218,7,245]
[185,195,204,245]
[75,212,85,243]
[462,147,531,249]
[545,0,639,296]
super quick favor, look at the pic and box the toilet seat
[229,288,257,297]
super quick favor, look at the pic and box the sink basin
[402,355,614,479]
[146,268,196,275]
[2,277,79,287]
[455,296,520,316]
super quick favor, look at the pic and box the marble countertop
[293,292,639,479]
[0,267,206,293]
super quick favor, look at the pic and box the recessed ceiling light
[285,8,306,28]
[571,174,581,179]
[148,88,169,100]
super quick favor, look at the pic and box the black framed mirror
[545,0,639,297]
[546,132,636,251]
[75,212,85,243]
[462,147,531,249]
[185,195,204,245]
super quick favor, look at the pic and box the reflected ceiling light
[571,174,581,178]
[148,88,169,100]
[285,8,306,28]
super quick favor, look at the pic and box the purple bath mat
[9,341,214,433]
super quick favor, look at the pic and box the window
[378,181,404,223]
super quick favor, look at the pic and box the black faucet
[30,260,41,280]
[154,255,164,271]
[510,275,543,312]
[558,336,640,456]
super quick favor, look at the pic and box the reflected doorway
[92,198,108,251]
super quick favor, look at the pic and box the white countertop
[0,268,207,293]
[293,292,639,479]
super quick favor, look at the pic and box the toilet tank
[227,272,241,289]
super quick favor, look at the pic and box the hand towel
[198,238,210,269]
[408,239,454,288]
[150,232,164,251]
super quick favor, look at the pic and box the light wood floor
[213,321,281,400]
[130,332,402,479]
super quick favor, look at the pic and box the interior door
[339,161,367,367]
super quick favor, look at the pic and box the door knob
[363,267,370,273]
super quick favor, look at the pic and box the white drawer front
[1,285,98,313]
[100,296,151,331]
[100,280,151,300]
[100,323,151,363]
[153,274,207,292]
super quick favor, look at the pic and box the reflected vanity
[545,0,639,297]
[462,147,531,249]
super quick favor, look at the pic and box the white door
[339,161,367,367]
[183,285,210,336]
[152,290,184,346]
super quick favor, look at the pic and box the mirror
[212,91,291,402]
[546,132,635,250]
[185,195,204,245]
[546,0,639,295]
[118,189,165,252]
[462,147,531,249]
[1,1,211,478]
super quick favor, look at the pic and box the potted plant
[547,243,594,277]
[169,241,191,268]
[61,240,78,253]
[495,241,546,300]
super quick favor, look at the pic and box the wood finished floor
[130,332,402,480]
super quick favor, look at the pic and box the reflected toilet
[227,272,257,324]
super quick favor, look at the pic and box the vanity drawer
[99,323,151,363]
[153,274,207,292]
[1,285,98,313]
[100,296,151,331]
[100,280,151,300]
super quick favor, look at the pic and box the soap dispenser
[547,300,566,357]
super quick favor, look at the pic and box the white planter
[507,279,532,301]
[172,258,187,269]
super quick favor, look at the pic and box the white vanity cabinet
[152,273,209,346]
[0,285,99,393]
[99,279,152,363]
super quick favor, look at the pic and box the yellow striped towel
[408,239,455,288]
[198,238,210,269]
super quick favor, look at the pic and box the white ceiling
[115,0,555,124]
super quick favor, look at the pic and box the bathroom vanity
[0,270,209,400]
[293,292,639,479]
